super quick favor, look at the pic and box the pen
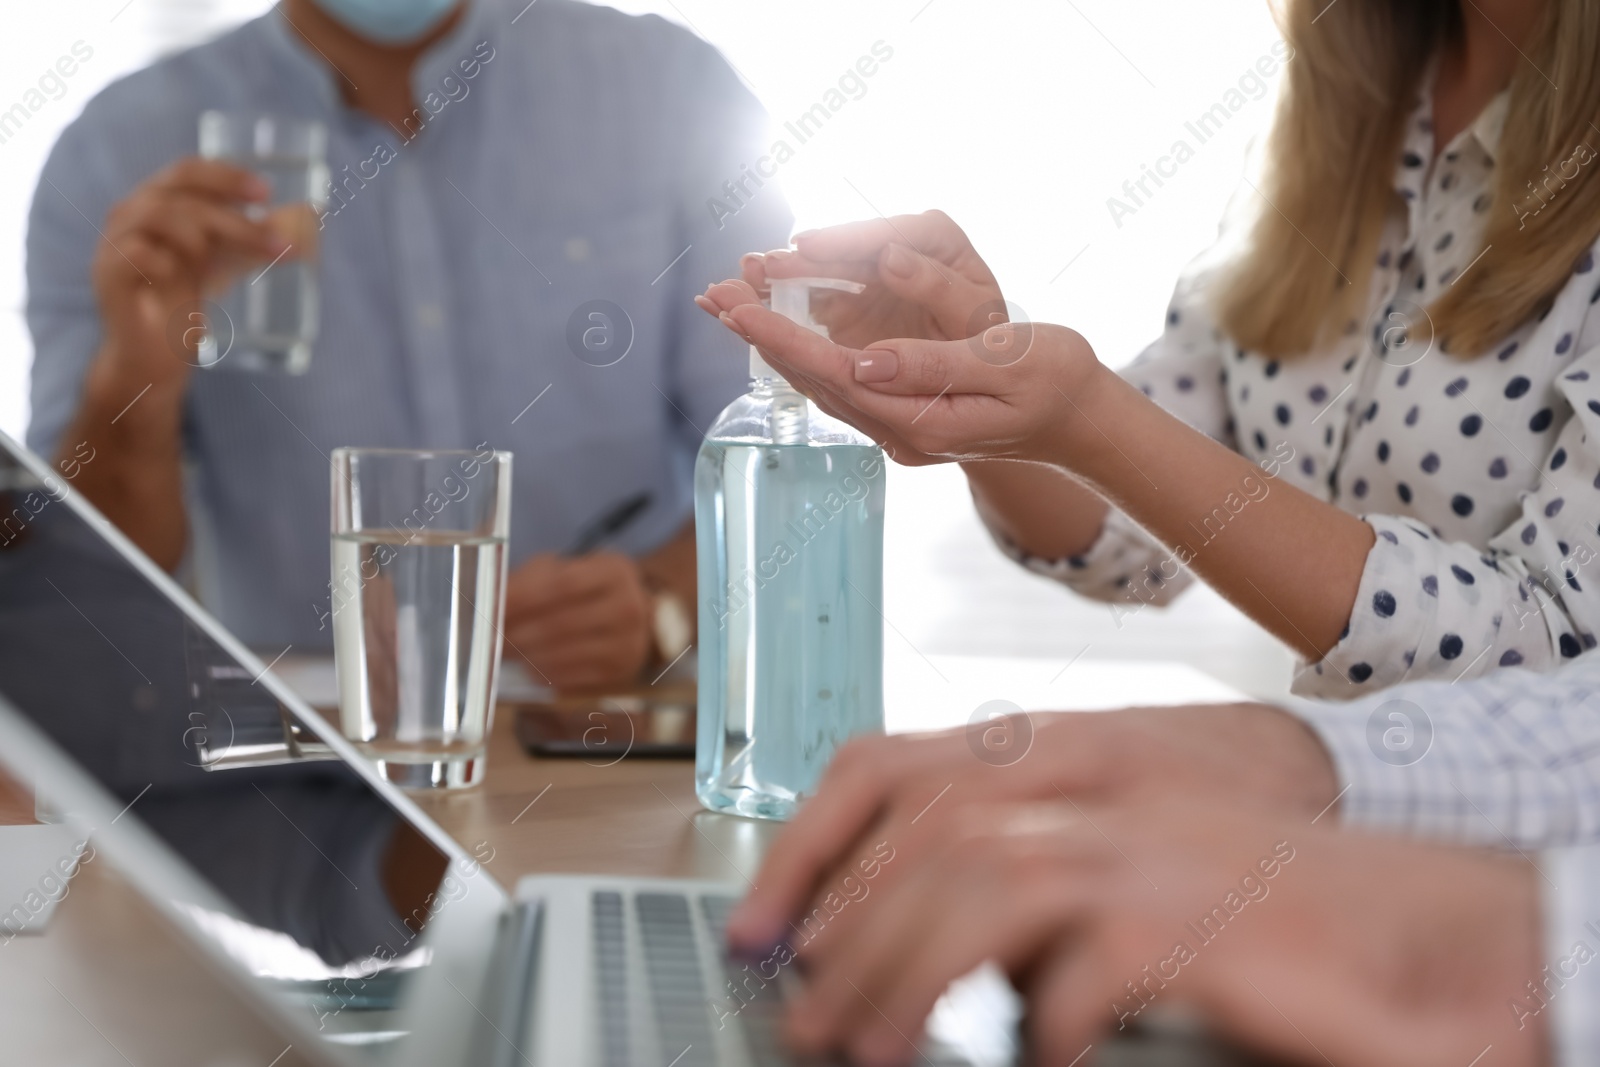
[564,491,652,555]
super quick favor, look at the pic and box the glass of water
[197,111,329,374]
[330,447,513,790]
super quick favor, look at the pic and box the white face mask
[308,0,461,45]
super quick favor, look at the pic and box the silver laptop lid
[0,430,511,1066]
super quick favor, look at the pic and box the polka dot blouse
[995,86,1600,700]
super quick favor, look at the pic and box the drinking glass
[330,448,513,789]
[197,111,329,373]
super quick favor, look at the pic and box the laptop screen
[0,435,470,1035]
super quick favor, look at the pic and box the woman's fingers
[771,367,914,453]
[723,299,1032,403]
[722,303,859,384]
[760,249,885,287]
[721,305,1021,453]
[793,210,983,271]
[849,333,1024,397]
[739,252,769,292]
[874,242,1002,339]
[695,278,763,317]
[700,292,974,462]
[761,242,998,347]
[723,308,943,427]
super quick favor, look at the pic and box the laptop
[0,428,1023,1067]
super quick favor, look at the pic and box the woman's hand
[698,273,1377,661]
[696,279,1106,466]
[739,211,1004,348]
[776,800,1543,1067]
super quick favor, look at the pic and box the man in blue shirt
[26,0,790,690]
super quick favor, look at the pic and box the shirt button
[565,237,592,263]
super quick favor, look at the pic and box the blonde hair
[1216,0,1600,359]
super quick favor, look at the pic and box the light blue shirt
[26,0,790,648]
[1287,651,1600,848]
[1287,651,1600,1059]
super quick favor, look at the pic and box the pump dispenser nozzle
[749,276,867,380]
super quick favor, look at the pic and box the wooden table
[0,652,1240,1064]
[408,649,1243,884]
[409,695,783,887]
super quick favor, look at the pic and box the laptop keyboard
[590,889,974,1067]
[700,895,789,1067]
[591,891,632,1067]
[636,892,717,1067]
[591,889,798,1067]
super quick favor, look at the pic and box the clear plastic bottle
[694,278,886,820]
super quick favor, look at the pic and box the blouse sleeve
[984,272,1236,608]
[1298,343,1600,698]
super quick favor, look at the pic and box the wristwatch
[650,589,692,667]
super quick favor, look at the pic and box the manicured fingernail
[765,248,792,262]
[855,348,899,382]
[718,311,751,341]
[883,244,916,278]
[792,229,819,241]
[694,295,716,312]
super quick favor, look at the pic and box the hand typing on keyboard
[751,798,1541,1067]
[724,707,1546,1067]
[725,702,1336,955]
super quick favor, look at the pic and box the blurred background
[0,0,1295,697]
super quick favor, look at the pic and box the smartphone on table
[513,680,695,760]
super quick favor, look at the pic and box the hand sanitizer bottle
[694,278,886,820]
